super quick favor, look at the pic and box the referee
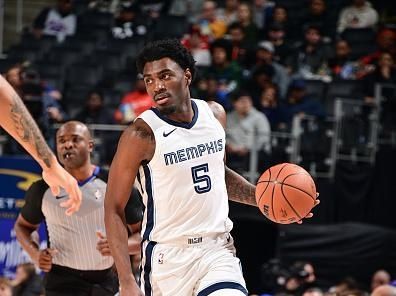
[14,121,143,296]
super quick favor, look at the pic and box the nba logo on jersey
[158,253,164,264]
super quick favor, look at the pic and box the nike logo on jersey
[163,128,177,137]
[55,194,68,200]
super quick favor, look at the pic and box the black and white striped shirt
[20,166,143,271]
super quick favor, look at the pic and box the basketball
[255,163,317,224]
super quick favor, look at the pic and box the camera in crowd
[260,259,315,294]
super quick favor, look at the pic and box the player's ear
[185,69,192,86]
[88,140,94,153]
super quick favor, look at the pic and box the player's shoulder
[121,118,155,143]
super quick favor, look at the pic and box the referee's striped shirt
[20,166,143,271]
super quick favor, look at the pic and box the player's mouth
[154,93,171,105]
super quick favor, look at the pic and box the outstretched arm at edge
[0,75,81,215]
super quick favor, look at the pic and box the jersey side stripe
[142,163,154,241]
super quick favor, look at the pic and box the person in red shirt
[114,73,154,124]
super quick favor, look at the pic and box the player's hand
[119,278,143,296]
[42,160,82,215]
[96,231,111,256]
[296,193,320,224]
[36,248,58,272]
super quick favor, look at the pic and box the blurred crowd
[1,0,395,172]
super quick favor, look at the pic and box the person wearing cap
[114,74,154,124]
[253,41,290,99]
[285,25,333,80]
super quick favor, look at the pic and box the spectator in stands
[227,22,253,68]
[371,285,396,296]
[168,0,204,23]
[252,0,275,30]
[32,0,77,43]
[114,74,154,124]
[5,65,67,142]
[181,24,211,67]
[197,0,227,41]
[11,263,44,296]
[253,41,290,99]
[259,83,283,130]
[134,0,171,21]
[111,2,147,40]
[303,287,324,296]
[216,0,240,25]
[265,5,292,39]
[337,0,378,33]
[360,28,396,67]
[75,90,114,124]
[266,23,292,66]
[226,90,271,173]
[371,270,392,292]
[231,2,259,46]
[327,278,360,295]
[281,79,326,128]
[300,0,334,41]
[363,52,396,105]
[286,25,333,81]
[205,38,243,110]
[248,64,275,107]
[0,278,12,296]
[328,39,358,80]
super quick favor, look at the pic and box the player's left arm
[208,101,319,218]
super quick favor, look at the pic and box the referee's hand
[96,231,111,257]
[37,248,58,272]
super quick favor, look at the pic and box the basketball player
[0,74,81,215]
[14,121,143,296]
[104,39,319,296]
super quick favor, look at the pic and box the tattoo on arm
[10,94,52,168]
[225,166,257,207]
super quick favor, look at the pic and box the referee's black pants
[44,264,118,296]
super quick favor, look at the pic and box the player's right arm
[0,75,81,215]
[105,119,154,296]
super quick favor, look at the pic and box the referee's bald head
[56,121,92,140]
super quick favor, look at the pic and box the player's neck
[165,99,194,123]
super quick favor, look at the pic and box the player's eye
[145,78,152,84]
[162,73,170,80]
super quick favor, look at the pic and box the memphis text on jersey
[164,139,224,166]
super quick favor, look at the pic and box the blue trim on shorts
[143,241,157,295]
[197,282,248,296]
[142,164,154,241]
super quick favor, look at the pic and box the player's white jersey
[136,99,233,243]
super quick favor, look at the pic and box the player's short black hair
[136,39,196,80]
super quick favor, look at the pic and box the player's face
[56,123,93,169]
[143,57,191,115]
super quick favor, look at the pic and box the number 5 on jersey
[191,164,212,194]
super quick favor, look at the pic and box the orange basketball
[255,163,317,224]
